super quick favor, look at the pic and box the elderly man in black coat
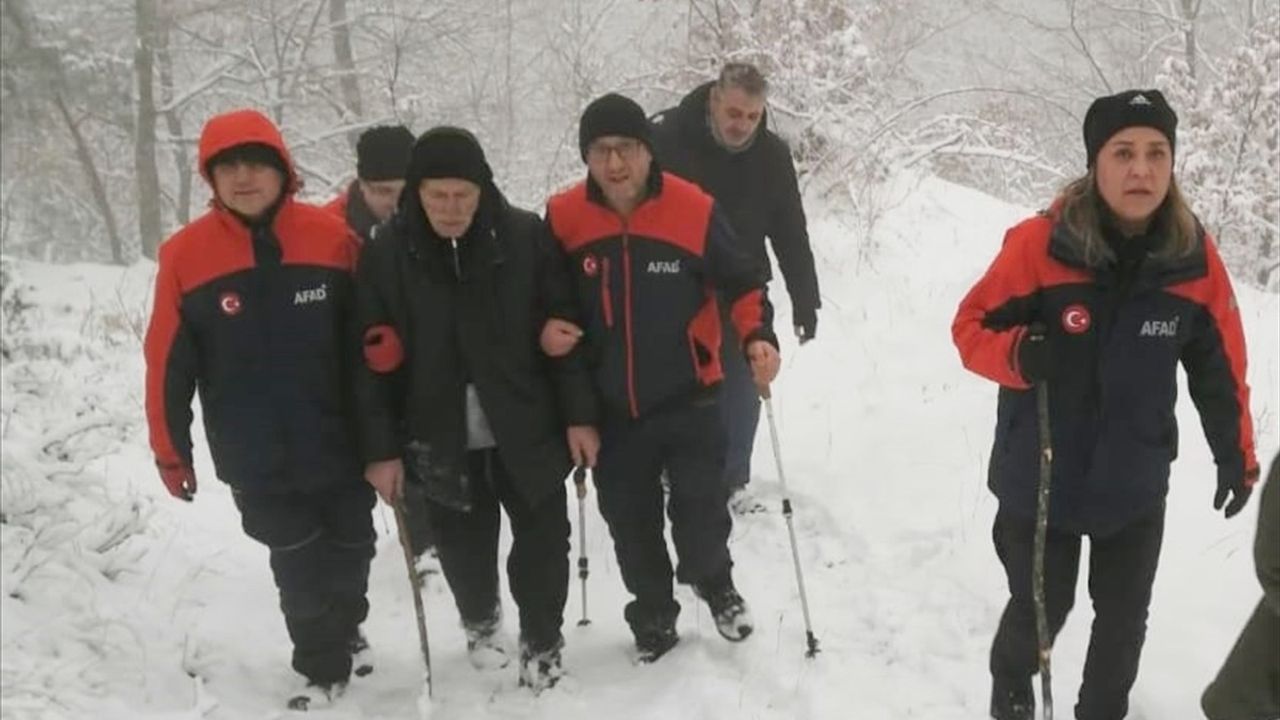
[354,126,598,694]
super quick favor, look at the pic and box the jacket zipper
[601,257,613,328]
[622,231,638,419]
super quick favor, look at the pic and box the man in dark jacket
[324,124,414,243]
[354,126,598,693]
[324,123,442,559]
[543,93,781,663]
[1203,451,1280,720]
[650,63,820,510]
[144,109,373,711]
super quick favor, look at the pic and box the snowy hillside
[1,174,1276,719]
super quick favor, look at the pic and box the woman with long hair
[952,89,1260,720]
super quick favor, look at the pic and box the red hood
[197,109,299,194]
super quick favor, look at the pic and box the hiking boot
[286,679,345,711]
[625,599,681,664]
[349,630,373,678]
[517,635,565,693]
[989,676,1034,720]
[729,487,767,515]
[695,575,753,641]
[633,623,679,664]
[464,608,509,671]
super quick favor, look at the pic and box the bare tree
[3,0,129,263]
[329,0,364,146]
[134,0,164,259]
[155,15,193,226]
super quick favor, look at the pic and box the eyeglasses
[587,139,643,163]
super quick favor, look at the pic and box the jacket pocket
[687,296,723,386]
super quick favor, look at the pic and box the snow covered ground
[1,173,1276,719]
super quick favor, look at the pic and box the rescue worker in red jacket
[542,93,781,663]
[953,90,1259,720]
[144,109,372,710]
[324,124,414,243]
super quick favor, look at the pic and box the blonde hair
[1054,170,1199,267]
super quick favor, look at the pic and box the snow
[2,173,1276,719]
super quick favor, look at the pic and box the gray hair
[717,62,768,96]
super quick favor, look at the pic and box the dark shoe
[464,607,509,671]
[989,676,1034,720]
[349,630,372,678]
[286,679,345,711]
[728,487,767,515]
[518,635,565,693]
[695,575,753,642]
[634,624,679,664]
[625,599,681,663]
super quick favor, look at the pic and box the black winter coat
[650,82,821,324]
[353,186,593,506]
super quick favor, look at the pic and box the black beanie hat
[406,126,493,190]
[205,142,287,179]
[356,125,414,181]
[1082,89,1177,167]
[578,93,651,161]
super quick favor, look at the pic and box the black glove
[793,307,817,345]
[1214,466,1259,519]
[1015,323,1055,384]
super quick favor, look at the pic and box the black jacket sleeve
[1179,237,1258,491]
[766,140,821,323]
[352,234,406,463]
[704,203,778,352]
[536,217,599,427]
[648,109,680,169]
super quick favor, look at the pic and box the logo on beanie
[582,254,599,277]
[1129,94,1152,106]
[1061,304,1091,334]
[219,291,243,316]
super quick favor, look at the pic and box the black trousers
[595,394,733,633]
[232,481,376,685]
[427,448,569,652]
[990,503,1165,720]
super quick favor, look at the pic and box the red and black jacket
[323,181,380,244]
[546,170,777,420]
[144,109,362,493]
[953,211,1258,534]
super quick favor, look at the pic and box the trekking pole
[1029,322,1054,720]
[760,385,820,658]
[574,467,591,626]
[393,496,433,698]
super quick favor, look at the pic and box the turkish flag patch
[1061,304,1092,335]
[219,291,243,316]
